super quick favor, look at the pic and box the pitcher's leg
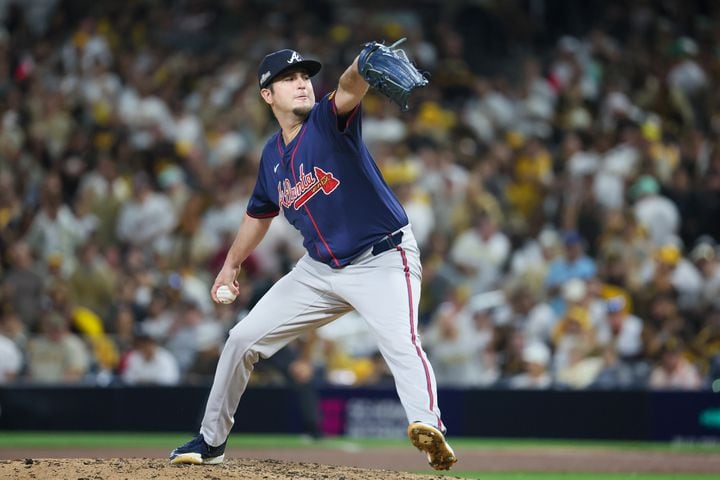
[342,244,444,431]
[199,317,266,446]
[200,272,350,446]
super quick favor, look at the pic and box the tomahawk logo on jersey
[246,91,408,268]
[278,164,340,210]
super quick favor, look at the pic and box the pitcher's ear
[260,87,273,104]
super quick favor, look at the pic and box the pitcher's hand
[211,265,241,303]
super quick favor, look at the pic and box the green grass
[1,432,719,454]
[436,474,718,480]
[433,437,720,453]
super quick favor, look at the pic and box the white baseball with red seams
[216,285,237,304]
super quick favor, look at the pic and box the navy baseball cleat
[169,434,226,465]
[407,422,458,470]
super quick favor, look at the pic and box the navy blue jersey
[246,92,408,268]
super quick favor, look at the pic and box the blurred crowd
[1,0,720,391]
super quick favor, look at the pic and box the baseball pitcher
[170,40,457,471]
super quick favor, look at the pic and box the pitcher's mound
[0,457,454,480]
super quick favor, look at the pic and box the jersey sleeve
[246,153,280,219]
[314,91,362,139]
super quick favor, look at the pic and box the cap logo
[260,70,271,85]
[287,51,303,63]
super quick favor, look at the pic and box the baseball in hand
[216,285,237,304]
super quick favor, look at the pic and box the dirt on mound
[0,458,454,480]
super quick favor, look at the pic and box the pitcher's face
[262,69,315,118]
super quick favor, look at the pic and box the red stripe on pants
[396,245,442,430]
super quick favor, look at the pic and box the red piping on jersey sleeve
[289,125,342,268]
[344,101,360,128]
[247,210,279,219]
[330,91,360,133]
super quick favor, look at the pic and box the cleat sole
[170,453,224,465]
[407,423,458,471]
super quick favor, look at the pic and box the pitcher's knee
[242,348,260,368]
[227,326,258,353]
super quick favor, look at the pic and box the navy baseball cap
[257,49,322,89]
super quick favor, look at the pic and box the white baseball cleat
[407,422,458,471]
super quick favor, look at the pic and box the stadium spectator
[648,339,703,390]
[560,278,606,329]
[424,286,497,386]
[385,162,435,250]
[138,289,174,341]
[26,312,90,383]
[591,346,642,389]
[637,243,703,312]
[496,328,528,380]
[666,37,710,128]
[116,172,177,252]
[416,231,456,325]
[165,299,223,375]
[509,341,552,389]
[121,330,180,386]
[1,241,44,331]
[691,308,720,376]
[544,231,597,313]
[110,304,136,359]
[0,170,22,248]
[630,175,680,246]
[67,240,117,322]
[596,297,644,361]
[508,227,562,295]
[551,305,597,373]
[690,240,720,310]
[494,283,556,345]
[0,311,27,353]
[449,208,511,293]
[555,343,604,389]
[25,174,87,277]
[0,314,22,383]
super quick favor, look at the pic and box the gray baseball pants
[199,226,444,446]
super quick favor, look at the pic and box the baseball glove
[358,38,428,111]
